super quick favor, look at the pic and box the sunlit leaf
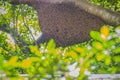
[105,56,111,65]
[100,26,109,41]
[113,47,120,54]
[103,41,115,48]
[38,67,46,74]
[92,42,104,50]
[21,58,31,68]
[0,55,4,69]
[47,39,56,54]
[74,47,87,57]
[69,51,77,58]
[4,56,19,68]
[47,39,56,50]
[9,77,26,80]
[113,56,120,62]
[29,46,41,56]
[96,54,105,61]
[90,31,101,41]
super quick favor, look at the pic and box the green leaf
[105,56,111,65]
[0,55,4,69]
[47,39,56,49]
[113,56,120,62]
[103,41,115,48]
[47,39,56,54]
[96,54,105,61]
[113,47,120,54]
[90,31,102,41]
[92,41,104,50]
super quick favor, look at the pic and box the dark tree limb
[66,0,120,26]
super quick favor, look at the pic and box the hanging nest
[11,0,106,46]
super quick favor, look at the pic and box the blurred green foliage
[88,0,120,12]
[0,0,120,80]
[0,26,120,80]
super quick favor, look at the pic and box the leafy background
[0,0,120,80]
